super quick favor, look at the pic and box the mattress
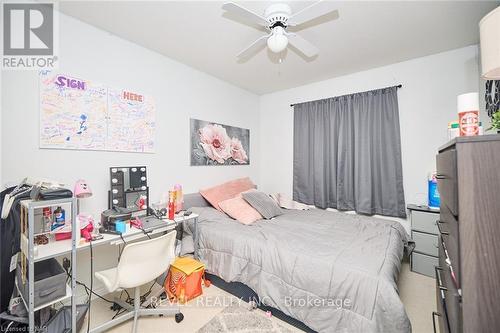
[190,206,411,333]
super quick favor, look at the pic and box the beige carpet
[398,261,437,333]
[83,262,436,333]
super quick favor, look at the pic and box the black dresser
[434,135,500,333]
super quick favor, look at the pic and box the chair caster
[110,303,122,311]
[175,313,184,323]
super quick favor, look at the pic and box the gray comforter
[190,207,411,333]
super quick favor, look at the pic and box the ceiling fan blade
[237,34,270,59]
[222,2,269,27]
[287,33,319,58]
[288,0,338,26]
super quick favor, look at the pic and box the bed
[184,194,411,333]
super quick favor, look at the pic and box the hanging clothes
[0,187,30,313]
[1,183,31,219]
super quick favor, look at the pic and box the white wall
[0,70,2,188]
[478,53,490,129]
[259,45,481,231]
[1,13,259,299]
[2,13,260,212]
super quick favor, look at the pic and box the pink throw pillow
[219,196,262,225]
[199,177,256,211]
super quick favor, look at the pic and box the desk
[16,212,198,331]
[21,213,199,262]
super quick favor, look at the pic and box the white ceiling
[59,1,498,95]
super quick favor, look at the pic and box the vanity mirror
[109,166,149,216]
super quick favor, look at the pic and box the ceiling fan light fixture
[224,1,338,60]
[267,27,288,53]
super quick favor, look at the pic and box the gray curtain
[293,86,406,218]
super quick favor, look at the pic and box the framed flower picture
[190,118,250,166]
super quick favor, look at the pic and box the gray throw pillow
[242,191,283,219]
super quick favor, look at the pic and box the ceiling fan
[222,1,338,59]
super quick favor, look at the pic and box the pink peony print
[198,124,231,163]
[230,137,248,164]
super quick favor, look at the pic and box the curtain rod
[289,84,403,108]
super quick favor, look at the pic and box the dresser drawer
[412,231,439,256]
[435,268,450,333]
[438,241,462,333]
[436,149,458,216]
[411,210,439,234]
[438,205,461,285]
[412,252,439,277]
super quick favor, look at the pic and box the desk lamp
[74,179,96,241]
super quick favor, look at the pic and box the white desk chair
[90,231,183,333]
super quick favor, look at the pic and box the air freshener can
[174,184,183,212]
[168,191,176,220]
[457,92,480,137]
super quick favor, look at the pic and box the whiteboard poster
[39,71,155,153]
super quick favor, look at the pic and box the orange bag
[165,257,208,303]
